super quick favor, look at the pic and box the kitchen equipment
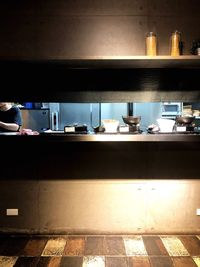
[161,102,182,119]
[122,116,141,133]
[157,118,175,133]
[102,119,119,133]
[21,108,50,132]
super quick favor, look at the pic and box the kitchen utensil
[157,118,175,132]
[175,115,195,125]
[122,116,141,126]
[102,119,119,133]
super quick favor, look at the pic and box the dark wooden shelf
[1,56,200,69]
[1,56,200,102]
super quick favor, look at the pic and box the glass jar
[170,31,181,56]
[146,32,157,56]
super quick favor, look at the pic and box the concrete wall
[0,0,199,59]
[1,179,200,234]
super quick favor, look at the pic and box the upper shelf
[1,55,200,69]
[59,56,200,69]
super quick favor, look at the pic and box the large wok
[175,115,195,125]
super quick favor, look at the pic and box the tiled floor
[0,235,200,266]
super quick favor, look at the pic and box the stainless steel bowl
[175,115,195,125]
[122,116,141,125]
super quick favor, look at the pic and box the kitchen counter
[1,130,200,181]
[1,131,200,142]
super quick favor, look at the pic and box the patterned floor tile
[0,236,10,255]
[0,256,18,267]
[13,256,40,267]
[36,256,51,267]
[46,257,62,267]
[1,236,29,256]
[149,256,174,267]
[160,236,190,256]
[106,256,128,267]
[85,236,105,255]
[123,236,148,256]
[63,236,85,256]
[172,256,197,267]
[192,257,200,267]
[143,236,169,256]
[83,256,105,267]
[22,237,48,256]
[60,256,83,267]
[128,257,151,267]
[42,237,66,256]
[105,237,126,255]
[179,236,200,256]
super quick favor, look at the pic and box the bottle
[170,31,181,56]
[146,32,157,56]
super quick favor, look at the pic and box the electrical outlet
[6,209,18,216]
[196,209,200,216]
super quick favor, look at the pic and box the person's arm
[0,121,20,131]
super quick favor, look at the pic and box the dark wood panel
[1,61,200,102]
[22,237,48,256]
[63,236,85,256]
[1,138,200,180]
[149,256,174,267]
[85,236,105,255]
[60,256,83,267]
[172,256,197,267]
[36,257,51,267]
[106,256,128,267]
[1,236,29,256]
[128,256,151,267]
[105,237,126,255]
[0,236,11,254]
[13,256,40,267]
[143,236,169,256]
[178,236,200,256]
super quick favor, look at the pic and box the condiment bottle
[146,32,157,56]
[170,30,181,56]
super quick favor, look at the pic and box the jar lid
[173,30,181,35]
[146,32,156,37]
